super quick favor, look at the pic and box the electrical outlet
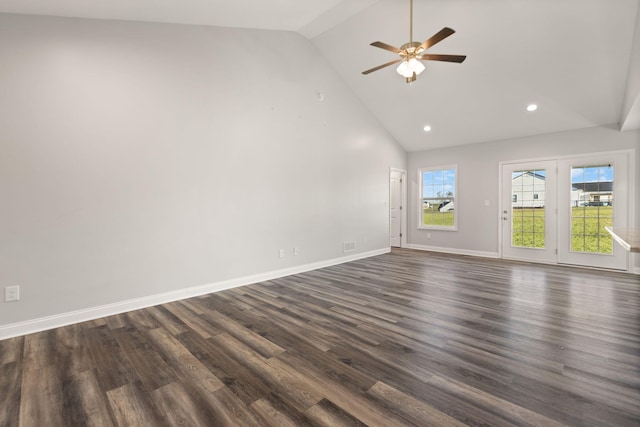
[427,233,432,240]
[293,247,299,256]
[279,249,285,258]
[5,285,20,302]
[343,241,356,252]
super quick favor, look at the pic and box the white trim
[499,148,635,166]
[0,248,389,340]
[629,150,637,274]
[406,243,499,259]
[632,253,640,275]
[390,168,408,248]
[406,244,640,275]
[502,255,557,265]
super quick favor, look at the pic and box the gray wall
[0,14,406,327]
[621,2,640,130]
[408,125,640,270]
[1,13,636,332]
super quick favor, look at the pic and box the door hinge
[400,233,403,238]
[400,205,403,210]
[400,178,403,184]
[555,249,558,254]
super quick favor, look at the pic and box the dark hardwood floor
[1,249,639,426]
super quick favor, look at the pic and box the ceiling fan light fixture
[397,58,425,78]
[361,0,466,81]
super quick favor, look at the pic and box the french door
[501,152,630,270]
[557,153,629,270]
[501,160,557,263]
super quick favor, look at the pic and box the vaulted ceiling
[1,0,638,152]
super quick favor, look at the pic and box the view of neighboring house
[571,181,613,206]
[512,171,546,208]
[512,171,613,208]
[439,201,455,212]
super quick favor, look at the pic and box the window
[419,166,457,230]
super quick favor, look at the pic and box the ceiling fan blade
[370,41,402,54]
[419,27,455,51]
[362,59,402,75]
[420,54,466,63]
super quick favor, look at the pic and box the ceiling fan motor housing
[400,41,424,54]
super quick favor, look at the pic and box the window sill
[418,226,458,231]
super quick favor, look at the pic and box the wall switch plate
[5,285,20,302]
[279,249,285,258]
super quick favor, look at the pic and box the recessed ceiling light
[526,104,538,112]
[423,125,432,132]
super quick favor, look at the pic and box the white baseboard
[407,244,640,275]
[405,243,499,259]
[0,248,390,340]
[501,256,557,266]
[632,254,640,275]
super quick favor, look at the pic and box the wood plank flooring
[1,249,639,426]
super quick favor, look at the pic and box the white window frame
[418,165,458,231]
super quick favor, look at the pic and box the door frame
[499,149,635,271]
[557,152,630,270]
[500,160,558,264]
[390,168,407,248]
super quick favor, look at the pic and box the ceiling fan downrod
[409,0,413,45]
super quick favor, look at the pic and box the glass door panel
[511,169,546,249]
[570,165,614,254]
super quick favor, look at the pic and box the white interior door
[390,169,405,248]
[557,153,629,270]
[501,160,557,263]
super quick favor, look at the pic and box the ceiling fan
[362,0,466,83]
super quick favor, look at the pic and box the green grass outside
[512,208,546,249]
[570,206,613,254]
[511,207,613,253]
[423,206,613,254]
[422,206,455,227]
